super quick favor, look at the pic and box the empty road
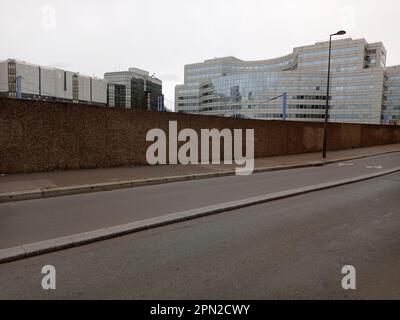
[0,170,399,299]
[0,152,399,249]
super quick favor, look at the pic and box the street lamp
[322,30,346,159]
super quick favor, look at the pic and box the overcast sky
[1,0,399,110]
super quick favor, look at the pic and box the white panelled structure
[0,59,107,106]
[0,61,8,93]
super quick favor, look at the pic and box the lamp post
[322,30,346,159]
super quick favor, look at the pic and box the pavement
[0,150,399,266]
[1,144,399,202]
[0,171,399,299]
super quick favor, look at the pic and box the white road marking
[338,163,354,167]
[366,165,383,169]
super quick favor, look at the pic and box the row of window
[178,95,198,100]
[330,114,374,119]
[292,95,327,100]
[252,113,328,119]
[185,60,295,75]
[197,104,383,115]
[255,113,283,118]
[200,93,382,104]
[330,104,371,110]
[214,74,327,82]
[187,70,374,86]
[387,75,400,81]
[264,83,374,95]
[199,103,374,112]
[288,104,325,110]
[178,109,198,113]
[299,56,359,66]
[292,104,372,111]
[200,99,218,105]
[308,66,359,72]
[386,95,400,100]
[255,113,327,119]
[267,86,322,92]
[200,91,213,97]
[332,74,374,82]
[200,105,233,112]
[176,89,199,94]
[298,47,359,58]
[185,48,360,77]
[387,86,400,91]
[177,102,199,107]
[288,114,325,119]
[384,105,400,111]
[332,95,371,100]
[186,73,222,80]
[186,65,224,74]
[332,84,374,91]
[331,66,358,72]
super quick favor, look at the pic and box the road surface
[0,152,399,249]
[0,171,399,299]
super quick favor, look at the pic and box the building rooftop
[1,58,102,80]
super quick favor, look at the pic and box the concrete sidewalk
[1,143,400,201]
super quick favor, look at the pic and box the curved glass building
[175,38,400,125]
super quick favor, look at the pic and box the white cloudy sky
[1,0,399,110]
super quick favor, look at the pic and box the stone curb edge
[1,149,399,204]
[1,166,399,264]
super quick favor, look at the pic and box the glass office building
[384,66,400,124]
[104,67,164,110]
[175,38,400,125]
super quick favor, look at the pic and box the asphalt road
[0,172,399,299]
[0,152,399,249]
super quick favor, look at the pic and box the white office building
[0,59,107,105]
[176,38,400,125]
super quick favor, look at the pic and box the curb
[322,150,400,165]
[1,149,399,204]
[1,166,399,264]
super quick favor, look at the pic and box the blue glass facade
[176,38,400,125]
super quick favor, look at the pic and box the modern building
[0,59,107,105]
[175,38,400,125]
[384,66,400,125]
[104,67,164,110]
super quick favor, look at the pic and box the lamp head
[334,30,346,36]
